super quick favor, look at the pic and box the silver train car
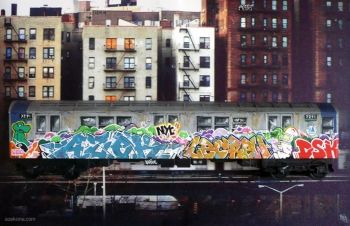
[9,101,339,179]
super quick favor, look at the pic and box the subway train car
[9,101,339,179]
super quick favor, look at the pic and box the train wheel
[270,166,289,179]
[309,161,328,179]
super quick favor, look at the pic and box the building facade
[82,25,160,101]
[172,26,215,102]
[0,16,62,101]
[202,0,293,103]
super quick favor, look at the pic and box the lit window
[251,18,256,27]
[240,17,247,28]
[29,67,36,78]
[88,77,95,89]
[106,38,117,49]
[146,57,152,70]
[251,35,256,45]
[29,28,36,40]
[272,36,277,47]
[272,0,277,10]
[89,57,95,69]
[241,35,247,47]
[326,93,332,103]
[240,74,247,84]
[282,18,288,29]
[124,38,135,50]
[263,55,268,64]
[282,37,288,47]
[272,18,277,29]
[282,0,288,10]
[124,57,135,69]
[145,38,152,50]
[43,47,55,59]
[326,19,332,27]
[326,56,332,66]
[338,2,343,11]
[42,86,54,98]
[263,74,268,83]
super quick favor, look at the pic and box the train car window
[36,116,46,133]
[154,115,165,125]
[232,117,247,129]
[322,117,334,134]
[117,117,132,127]
[282,116,292,129]
[50,116,60,132]
[81,117,97,127]
[168,115,178,123]
[215,117,229,130]
[268,116,278,131]
[197,116,212,131]
[99,116,114,128]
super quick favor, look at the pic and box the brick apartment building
[202,0,293,103]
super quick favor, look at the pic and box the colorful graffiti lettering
[9,120,339,160]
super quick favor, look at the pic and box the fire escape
[178,28,199,101]
[103,44,137,101]
[3,17,28,100]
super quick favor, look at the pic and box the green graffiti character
[74,125,98,135]
[12,121,31,147]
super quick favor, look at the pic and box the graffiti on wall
[9,121,339,160]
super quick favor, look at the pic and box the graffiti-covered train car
[9,101,339,178]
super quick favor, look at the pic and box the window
[233,117,247,129]
[18,48,25,59]
[338,1,344,11]
[282,19,288,29]
[241,35,247,47]
[200,95,210,102]
[146,76,152,88]
[146,57,152,70]
[29,48,36,59]
[268,116,278,131]
[282,55,288,65]
[263,74,268,83]
[263,55,268,64]
[263,18,268,28]
[272,18,277,29]
[6,29,12,40]
[200,37,210,49]
[200,75,210,87]
[43,67,54,78]
[4,67,11,79]
[240,74,247,84]
[117,117,132,126]
[183,56,190,67]
[240,92,247,102]
[282,0,288,10]
[89,95,95,101]
[326,93,332,103]
[106,38,117,49]
[166,39,171,47]
[88,77,95,89]
[272,0,277,10]
[29,67,36,78]
[263,0,267,8]
[338,19,343,30]
[17,86,25,98]
[251,54,256,64]
[89,38,95,50]
[326,19,332,27]
[326,56,332,66]
[183,36,190,48]
[5,87,11,97]
[124,77,135,88]
[272,92,278,103]
[123,96,135,101]
[106,57,116,69]
[124,38,135,50]
[272,74,278,84]
[240,54,247,65]
[29,28,36,40]
[124,57,135,69]
[184,94,190,102]
[200,56,210,68]
[18,67,25,79]
[183,75,189,87]
[251,17,256,27]
[280,74,288,86]
[81,117,97,127]
[251,74,257,83]
[263,36,268,46]
[251,92,256,102]
[282,116,292,128]
[43,86,54,98]
[43,47,54,59]
[43,28,55,40]
[89,57,95,69]
[66,32,71,42]
[282,37,288,47]
[18,28,26,40]
[50,116,60,132]
[154,115,165,125]
[168,115,178,123]
[105,77,116,89]
[338,38,343,48]
[272,36,277,47]
[197,116,212,131]
[240,17,247,28]
[145,38,152,50]
[37,116,46,132]
[272,54,278,65]
[251,35,256,45]
[99,117,114,128]
[326,1,332,7]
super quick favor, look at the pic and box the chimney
[11,4,17,16]
[1,9,5,16]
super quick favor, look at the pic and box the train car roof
[9,101,329,113]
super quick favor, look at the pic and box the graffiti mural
[9,121,339,160]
